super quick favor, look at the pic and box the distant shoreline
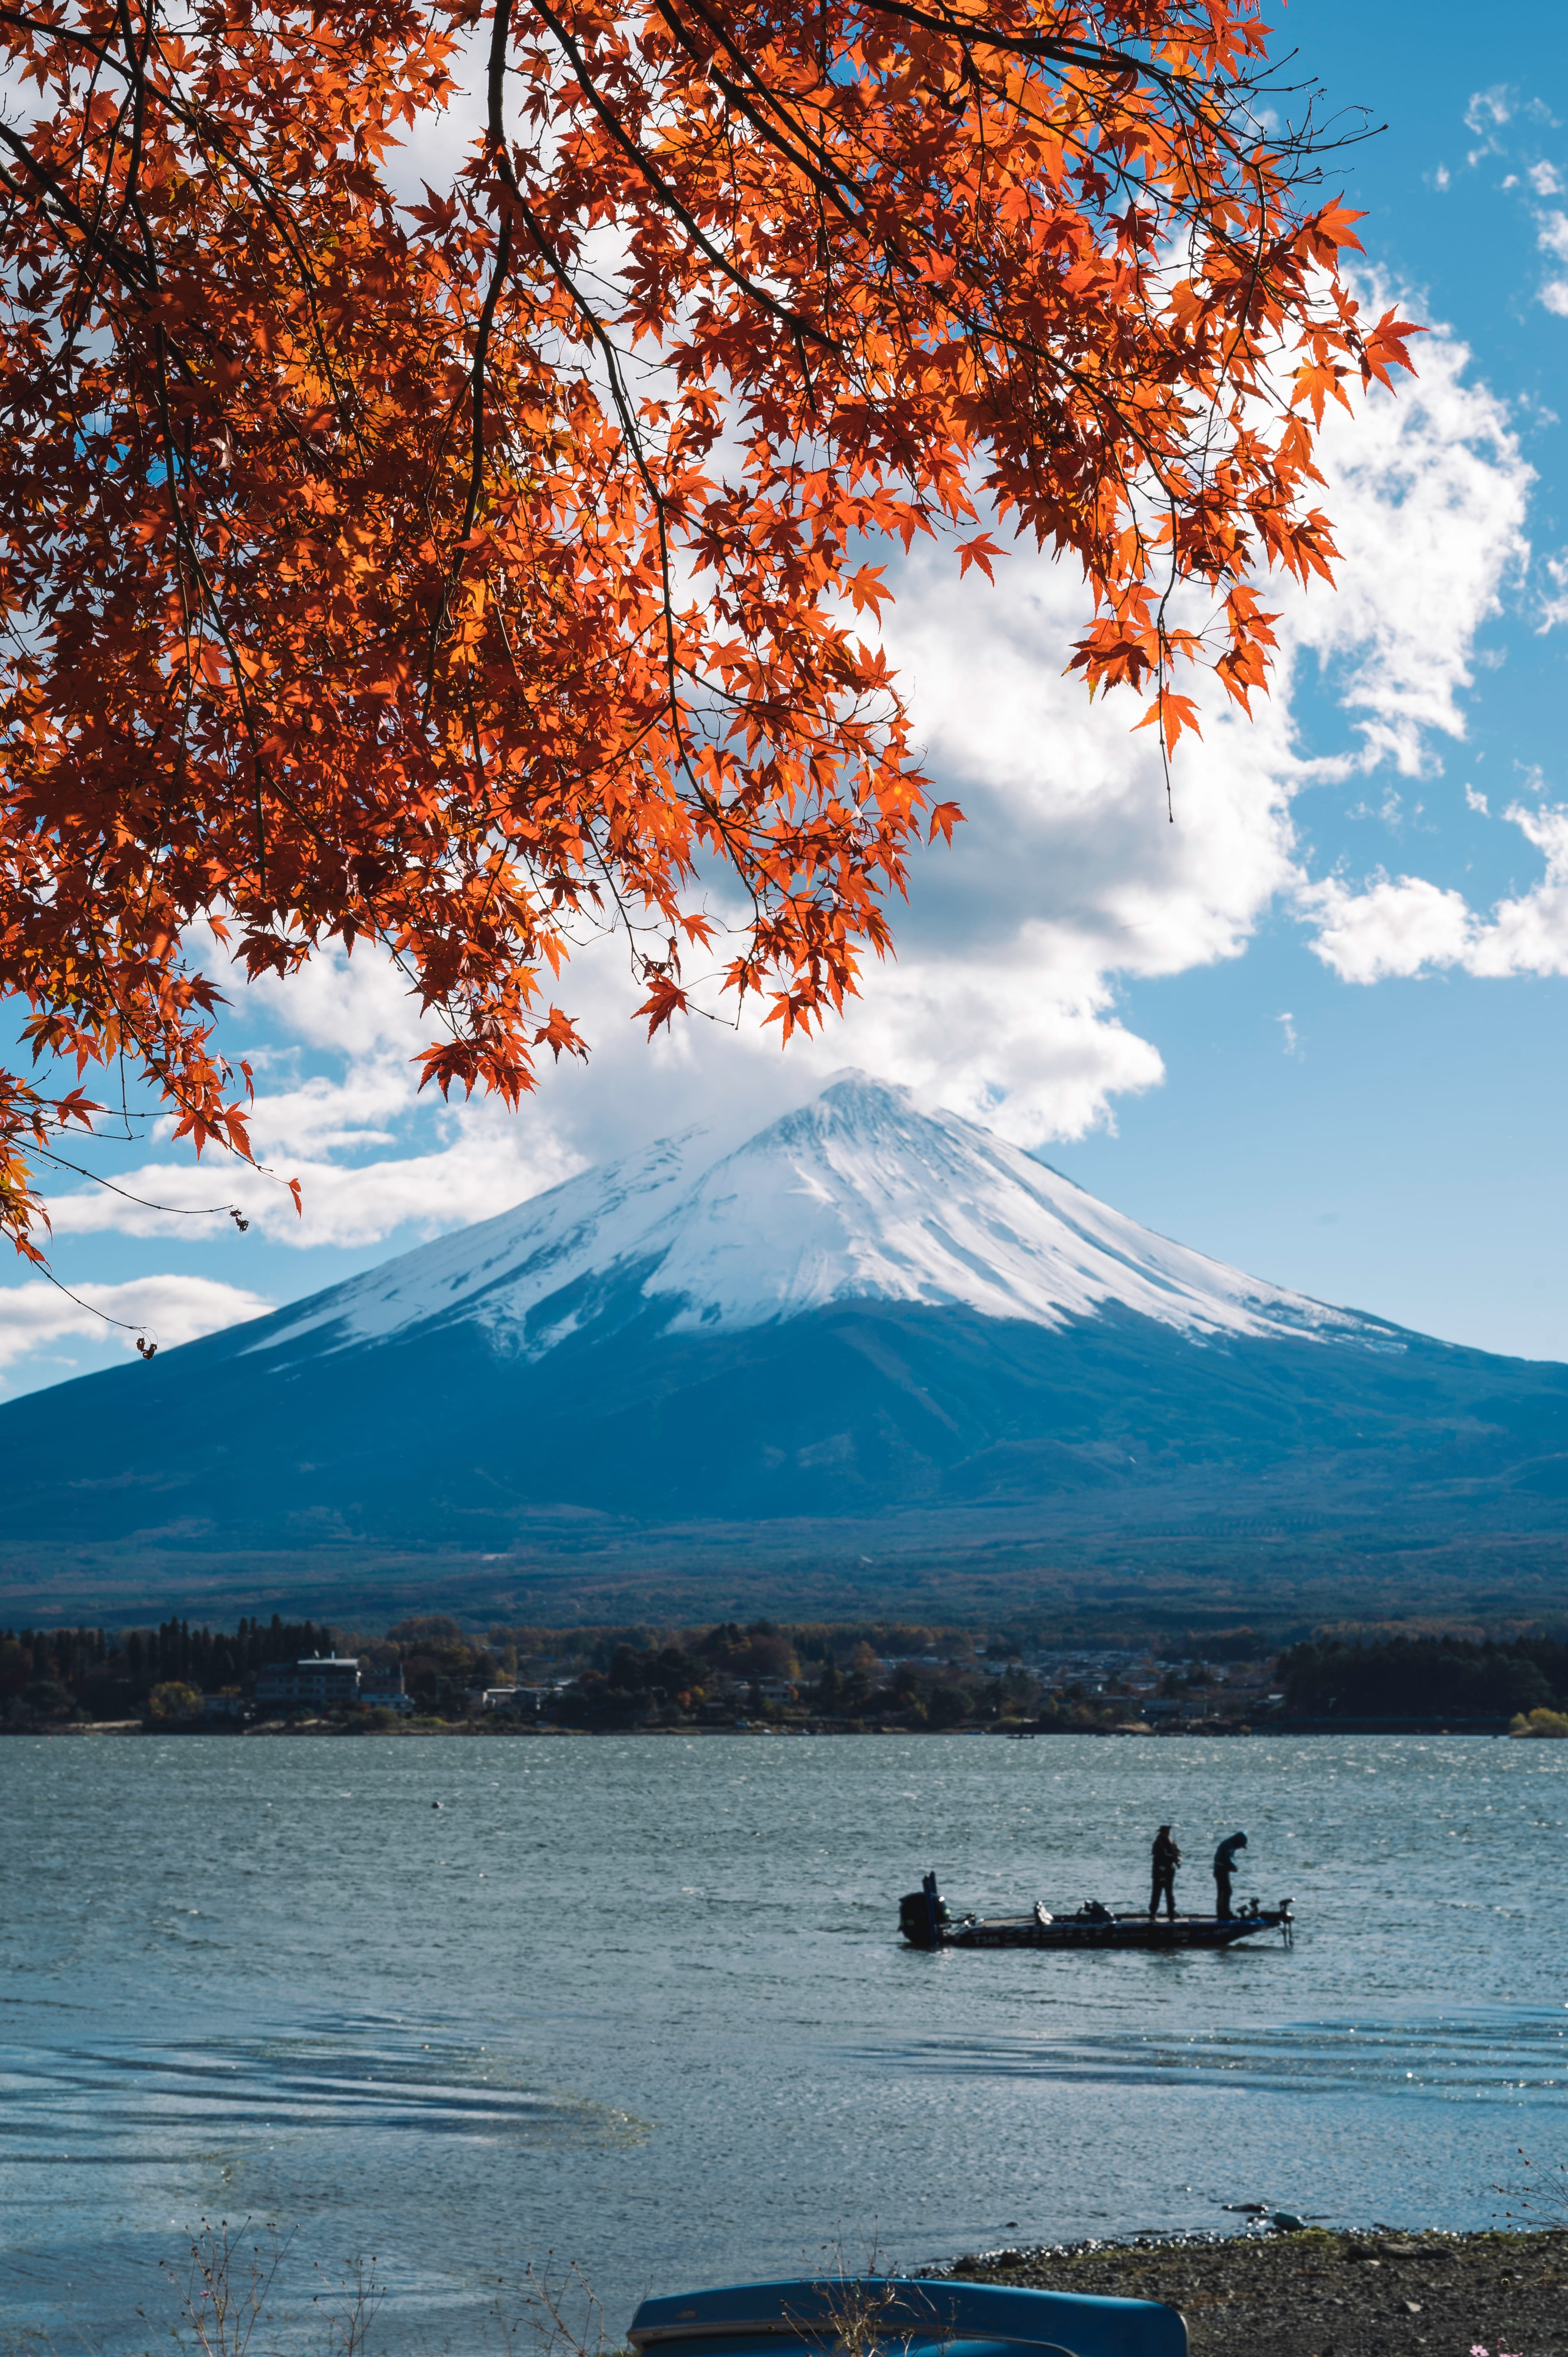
[0,1716,1523,1738]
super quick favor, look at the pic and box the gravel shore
[934,2228,1567,2357]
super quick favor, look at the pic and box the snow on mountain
[251,1071,1399,1364]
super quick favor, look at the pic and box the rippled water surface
[2,1733,1564,2352]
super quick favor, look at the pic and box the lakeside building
[360,1665,415,1714]
[255,1656,362,1709]
[198,1692,247,1719]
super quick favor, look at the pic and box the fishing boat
[899,1872,1293,1950]
[630,2274,1185,2357]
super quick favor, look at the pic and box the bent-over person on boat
[1148,1825,1181,1921]
[1213,1830,1247,1919]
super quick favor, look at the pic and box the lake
[2,1732,1564,2354]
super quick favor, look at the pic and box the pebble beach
[941,2229,1566,2357]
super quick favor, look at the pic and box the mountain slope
[5,1071,1568,1565]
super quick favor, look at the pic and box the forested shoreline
[5,1613,1568,1735]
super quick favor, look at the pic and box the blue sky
[4,0,1568,1395]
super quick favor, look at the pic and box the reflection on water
[0,1732,1563,2353]
[866,2007,1568,2092]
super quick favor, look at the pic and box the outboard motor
[898,1871,946,1947]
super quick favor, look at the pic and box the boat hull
[921,1908,1292,1950]
[629,2274,1186,2357]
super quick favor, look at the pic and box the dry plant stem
[0,0,1420,1267]
[508,2255,622,2357]
[788,2234,953,2357]
[159,2218,385,2357]
[309,2251,385,2357]
[162,2219,290,2357]
[1498,2149,1568,2231]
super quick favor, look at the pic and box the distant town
[3,1613,1567,1736]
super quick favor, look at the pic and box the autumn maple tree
[0,0,1418,1261]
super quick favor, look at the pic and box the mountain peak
[250,1071,1396,1369]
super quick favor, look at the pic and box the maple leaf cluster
[0,0,1419,1263]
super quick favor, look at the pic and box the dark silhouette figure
[1213,1830,1248,1919]
[1149,1825,1181,1919]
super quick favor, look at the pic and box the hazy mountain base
[5,1523,1568,1634]
[7,1297,1568,1624]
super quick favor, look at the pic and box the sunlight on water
[869,2009,1568,2092]
[2,2020,648,2153]
[0,1733,1562,2352]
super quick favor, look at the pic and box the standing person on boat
[1213,1830,1247,1919]
[1148,1825,1181,1920]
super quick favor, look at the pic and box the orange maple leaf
[1135,691,1204,757]
[955,534,1004,582]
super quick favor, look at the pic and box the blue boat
[629,2276,1186,2357]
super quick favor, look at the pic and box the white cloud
[1464,84,1516,167]
[1452,97,1568,308]
[26,313,1534,1248]
[39,927,595,1248]
[770,308,1526,1140]
[1538,212,1568,313]
[1300,871,1476,982]
[1278,328,1529,773]
[0,1275,273,1373]
[1468,805,1568,976]
[1465,86,1513,138]
[1303,803,1568,983]
[1541,550,1568,632]
[40,1114,583,1251]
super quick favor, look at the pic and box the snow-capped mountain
[253,1071,1395,1365]
[7,1069,1568,1576]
